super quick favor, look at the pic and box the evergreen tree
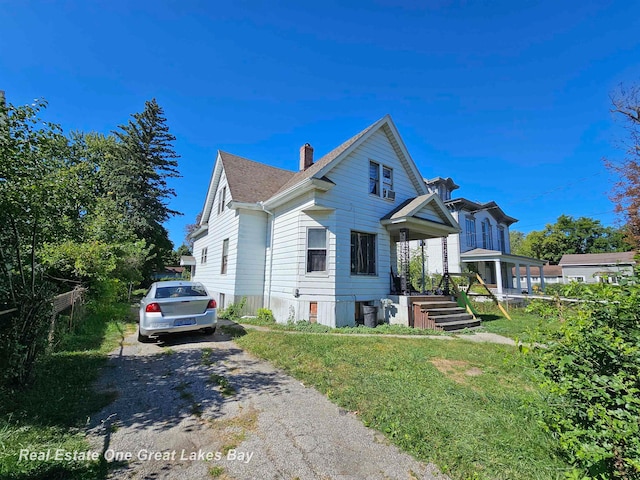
[105,99,182,278]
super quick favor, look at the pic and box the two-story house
[423,177,545,296]
[187,115,460,327]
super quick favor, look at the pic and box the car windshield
[155,285,208,298]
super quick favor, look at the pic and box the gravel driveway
[87,322,448,480]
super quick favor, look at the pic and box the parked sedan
[138,281,217,342]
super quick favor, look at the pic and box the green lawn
[235,331,570,480]
[474,304,561,342]
[0,302,136,480]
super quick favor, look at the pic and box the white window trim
[200,247,208,264]
[369,161,394,200]
[306,227,329,276]
[350,230,378,276]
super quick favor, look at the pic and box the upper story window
[221,239,229,274]
[369,161,394,199]
[217,186,226,215]
[497,226,506,253]
[351,231,376,275]
[306,228,327,273]
[465,217,476,249]
[200,247,208,264]
[482,219,493,250]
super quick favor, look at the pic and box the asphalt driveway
[87,322,448,479]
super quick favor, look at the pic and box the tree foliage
[512,215,631,264]
[0,96,181,386]
[606,84,640,248]
[535,279,640,479]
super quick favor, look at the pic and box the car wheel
[138,328,153,343]
[203,327,216,336]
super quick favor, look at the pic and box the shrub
[256,308,275,324]
[218,297,247,322]
[534,278,640,479]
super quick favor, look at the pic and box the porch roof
[460,248,546,266]
[381,193,460,240]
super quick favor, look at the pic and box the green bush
[524,299,559,319]
[256,308,275,324]
[534,277,640,479]
[218,297,247,322]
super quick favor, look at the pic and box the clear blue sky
[2,0,639,249]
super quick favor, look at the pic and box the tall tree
[606,83,640,247]
[105,99,181,277]
[509,230,526,255]
[517,215,632,264]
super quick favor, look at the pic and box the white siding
[236,210,268,297]
[192,170,240,303]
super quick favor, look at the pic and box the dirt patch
[430,358,483,384]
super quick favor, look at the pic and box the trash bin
[363,305,378,328]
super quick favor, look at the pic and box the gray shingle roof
[559,251,637,266]
[511,265,563,277]
[219,151,295,203]
[272,118,383,196]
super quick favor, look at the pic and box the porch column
[539,264,545,291]
[399,228,410,295]
[494,260,504,297]
[515,262,521,292]
[526,264,532,294]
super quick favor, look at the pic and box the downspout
[259,202,275,309]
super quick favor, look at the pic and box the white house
[187,115,461,327]
[422,177,545,296]
[559,252,636,284]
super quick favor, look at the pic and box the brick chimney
[300,143,314,171]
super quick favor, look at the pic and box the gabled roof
[272,114,428,198]
[559,251,637,266]
[445,198,517,225]
[382,193,457,226]
[219,151,295,203]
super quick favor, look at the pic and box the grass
[473,303,562,342]
[235,330,570,480]
[239,319,449,336]
[0,301,136,480]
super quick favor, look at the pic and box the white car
[138,281,217,342]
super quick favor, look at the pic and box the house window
[369,161,380,196]
[482,219,493,250]
[351,231,376,275]
[369,161,393,198]
[200,247,208,264]
[218,186,226,215]
[497,226,506,253]
[221,239,229,274]
[465,217,476,248]
[382,166,393,198]
[219,293,225,309]
[568,276,585,283]
[306,228,327,273]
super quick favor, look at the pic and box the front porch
[459,248,546,299]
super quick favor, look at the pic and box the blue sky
[2,0,639,249]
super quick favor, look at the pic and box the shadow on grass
[478,314,503,322]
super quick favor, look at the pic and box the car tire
[138,328,153,343]
[203,326,216,336]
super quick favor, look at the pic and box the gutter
[259,202,275,309]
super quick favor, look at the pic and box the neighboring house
[423,177,546,295]
[511,264,563,291]
[189,115,460,327]
[559,252,637,284]
[151,266,185,280]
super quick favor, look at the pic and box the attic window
[369,161,393,199]
[218,186,226,215]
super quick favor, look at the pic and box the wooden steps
[412,296,481,332]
